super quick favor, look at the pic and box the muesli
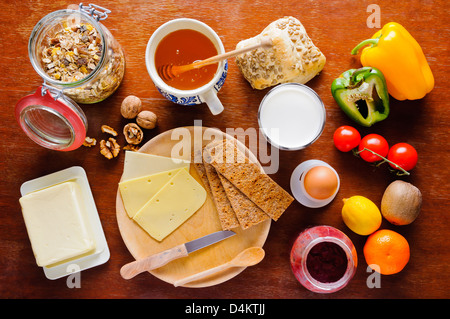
[40,21,124,103]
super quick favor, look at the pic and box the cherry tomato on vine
[358,134,389,162]
[387,143,418,171]
[333,126,361,152]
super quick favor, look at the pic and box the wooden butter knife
[120,230,236,279]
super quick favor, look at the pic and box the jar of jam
[15,4,125,151]
[290,225,357,293]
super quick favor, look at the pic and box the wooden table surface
[1,0,449,300]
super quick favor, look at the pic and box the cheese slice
[19,181,95,267]
[119,167,188,218]
[133,169,207,241]
[121,151,190,181]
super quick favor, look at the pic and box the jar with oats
[15,4,125,151]
[28,4,125,104]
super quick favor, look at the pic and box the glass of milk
[258,83,326,150]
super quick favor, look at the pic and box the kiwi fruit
[381,180,422,225]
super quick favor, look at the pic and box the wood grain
[116,127,271,288]
[0,0,449,299]
[120,243,189,280]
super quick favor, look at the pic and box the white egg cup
[290,160,340,208]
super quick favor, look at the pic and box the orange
[363,229,410,275]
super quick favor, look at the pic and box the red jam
[306,241,348,283]
[290,225,357,293]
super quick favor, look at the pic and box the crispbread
[203,161,240,230]
[205,140,293,221]
[217,173,270,229]
[192,150,212,196]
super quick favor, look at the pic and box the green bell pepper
[331,67,390,127]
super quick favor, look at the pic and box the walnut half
[123,123,143,145]
[101,124,118,136]
[100,137,120,159]
[83,136,97,147]
[123,144,140,152]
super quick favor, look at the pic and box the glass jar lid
[15,86,87,151]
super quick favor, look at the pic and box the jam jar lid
[15,86,87,151]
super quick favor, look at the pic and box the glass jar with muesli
[15,4,125,151]
[28,4,125,104]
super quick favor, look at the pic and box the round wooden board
[116,126,271,287]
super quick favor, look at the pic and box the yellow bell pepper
[351,22,434,101]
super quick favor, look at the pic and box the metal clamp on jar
[15,3,125,151]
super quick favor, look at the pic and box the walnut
[101,124,118,136]
[100,137,120,159]
[121,95,142,119]
[123,144,140,152]
[123,123,143,145]
[136,110,157,129]
[82,136,97,147]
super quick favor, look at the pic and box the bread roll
[235,16,326,90]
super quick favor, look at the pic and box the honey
[155,29,218,90]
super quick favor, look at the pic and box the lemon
[342,196,382,235]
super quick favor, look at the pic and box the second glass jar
[290,225,358,293]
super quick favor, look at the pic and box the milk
[258,84,325,150]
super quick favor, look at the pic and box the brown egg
[303,166,338,200]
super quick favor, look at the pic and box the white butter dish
[20,166,110,280]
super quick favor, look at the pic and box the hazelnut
[121,95,142,119]
[123,123,143,145]
[136,110,157,129]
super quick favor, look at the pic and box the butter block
[119,167,188,218]
[121,151,190,181]
[19,181,95,267]
[133,169,207,241]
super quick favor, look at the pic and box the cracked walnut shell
[100,137,120,159]
[123,123,143,145]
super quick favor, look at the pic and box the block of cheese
[119,167,188,218]
[19,181,95,267]
[121,151,190,181]
[133,169,207,241]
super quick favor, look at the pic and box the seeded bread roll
[235,16,326,90]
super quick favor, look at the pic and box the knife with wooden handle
[120,230,236,279]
